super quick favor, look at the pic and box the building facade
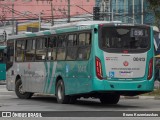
[0,0,95,34]
[96,0,154,25]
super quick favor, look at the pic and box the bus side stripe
[47,62,53,93]
[43,62,49,93]
[48,62,57,93]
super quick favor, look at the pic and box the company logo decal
[123,61,129,66]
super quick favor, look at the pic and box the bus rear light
[95,57,103,80]
[147,58,153,80]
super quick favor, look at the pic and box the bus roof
[8,21,122,40]
[7,21,151,40]
[50,21,122,29]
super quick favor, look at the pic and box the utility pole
[68,0,70,23]
[132,0,135,24]
[124,0,127,22]
[39,12,41,31]
[12,3,14,35]
[111,8,113,21]
[51,0,54,26]
[141,0,144,24]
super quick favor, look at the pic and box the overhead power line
[0,4,39,20]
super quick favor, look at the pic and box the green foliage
[147,0,160,27]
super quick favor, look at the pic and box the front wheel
[99,94,120,104]
[15,79,33,99]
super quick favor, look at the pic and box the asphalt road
[0,83,160,120]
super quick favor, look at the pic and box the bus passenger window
[77,46,90,60]
[68,35,74,46]
[66,47,77,60]
[48,37,57,61]
[48,37,57,48]
[79,33,85,45]
[58,35,66,47]
[25,39,35,61]
[35,38,47,61]
[67,34,77,46]
[86,33,91,45]
[57,48,65,60]
[48,48,56,60]
[16,40,26,62]
[66,34,78,60]
[16,50,25,62]
[77,32,91,60]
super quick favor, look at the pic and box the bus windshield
[100,26,150,53]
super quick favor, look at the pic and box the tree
[147,0,160,27]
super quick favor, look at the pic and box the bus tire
[15,79,33,99]
[56,80,70,104]
[99,94,120,104]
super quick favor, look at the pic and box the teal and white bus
[0,45,6,81]
[6,21,155,104]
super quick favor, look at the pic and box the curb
[121,96,139,99]
[121,96,160,99]
[0,81,6,85]
[154,96,160,100]
[34,93,54,97]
